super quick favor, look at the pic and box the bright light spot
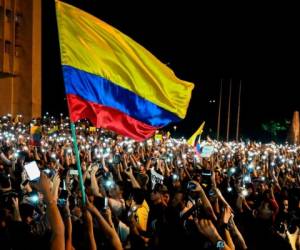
[241,189,248,197]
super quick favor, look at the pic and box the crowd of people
[0,113,300,250]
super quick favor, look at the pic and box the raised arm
[83,209,97,250]
[37,172,65,250]
[194,218,232,250]
[124,166,141,189]
[86,198,122,250]
[90,164,103,197]
[11,197,22,222]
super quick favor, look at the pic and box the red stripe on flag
[67,94,159,141]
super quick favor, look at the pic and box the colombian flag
[30,125,42,146]
[55,1,194,141]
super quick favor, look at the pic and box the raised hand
[36,172,52,196]
[90,164,99,176]
[124,166,133,177]
[222,205,233,225]
[52,172,61,201]
[11,197,19,209]
[194,218,223,243]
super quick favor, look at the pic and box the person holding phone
[35,172,65,250]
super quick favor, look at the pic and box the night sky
[42,1,299,142]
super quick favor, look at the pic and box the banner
[150,168,164,190]
[200,145,214,158]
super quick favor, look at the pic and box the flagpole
[226,79,232,142]
[236,80,242,141]
[217,79,223,141]
[70,122,86,205]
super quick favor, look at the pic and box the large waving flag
[55,1,194,141]
[187,121,205,145]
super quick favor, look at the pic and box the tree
[261,120,288,139]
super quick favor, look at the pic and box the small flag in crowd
[89,126,97,132]
[187,121,205,145]
[48,126,59,135]
[167,131,171,138]
[55,1,194,141]
[155,134,163,142]
[30,125,42,146]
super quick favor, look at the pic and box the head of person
[256,193,277,223]
[281,199,289,213]
[257,201,274,221]
[108,184,122,199]
[132,188,146,206]
[202,158,212,170]
[262,189,272,201]
[257,182,267,194]
[186,180,202,200]
[151,183,169,205]
[192,172,202,184]
[171,191,186,211]
[135,171,149,189]
[214,168,222,185]
[19,203,35,224]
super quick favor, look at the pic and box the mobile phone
[43,168,55,178]
[59,190,69,200]
[113,154,121,164]
[94,196,108,211]
[69,169,78,175]
[57,190,69,207]
[201,170,212,176]
[104,197,108,209]
[28,191,39,205]
[24,161,40,181]
[201,170,212,189]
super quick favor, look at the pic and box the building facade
[0,0,41,121]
